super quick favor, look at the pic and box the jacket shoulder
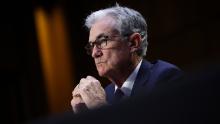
[152,60,181,71]
[150,60,183,84]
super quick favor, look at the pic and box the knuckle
[79,78,85,83]
[86,75,91,78]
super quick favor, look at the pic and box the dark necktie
[113,88,124,103]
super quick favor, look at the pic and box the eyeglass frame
[84,31,146,55]
[84,34,124,55]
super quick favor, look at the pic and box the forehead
[89,16,119,41]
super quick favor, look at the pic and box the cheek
[99,48,129,68]
[109,50,129,64]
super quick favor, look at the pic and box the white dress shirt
[115,59,143,97]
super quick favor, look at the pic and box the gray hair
[85,5,148,57]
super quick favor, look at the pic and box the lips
[96,61,105,64]
[95,58,106,65]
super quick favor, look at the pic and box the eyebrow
[89,33,108,43]
[97,33,107,39]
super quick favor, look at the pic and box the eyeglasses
[84,35,121,55]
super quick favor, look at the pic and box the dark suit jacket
[105,59,183,104]
[29,63,220,124]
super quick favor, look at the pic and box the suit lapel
[105,83,115,104]
[105,60,153,103]
[131,60,153,97]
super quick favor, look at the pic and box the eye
[99,38,108,43]
[97,38,108,48]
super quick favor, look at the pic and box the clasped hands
[71,76,107,113]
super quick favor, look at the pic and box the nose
[91,45,103,58]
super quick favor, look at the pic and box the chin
[97,68,108,77]
[96,65,110,77]
[98,71,106,77]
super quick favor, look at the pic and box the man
[71,5,183,113]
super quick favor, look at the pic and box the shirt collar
[115,59,143,96]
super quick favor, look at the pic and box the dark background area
[1,0,219,124]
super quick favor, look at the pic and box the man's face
[88,17,131,78]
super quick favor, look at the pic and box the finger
[71,96,85,113]
[79,84,106,109]
[78,77,92,90]
[86,76,102,87]
[79,79,97,92]
[71,95,83,103]
[78,78,88,89]
[71,95,83,108]
[72,83,81,96]
[86,75,97,81]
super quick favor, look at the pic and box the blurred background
[1,0,219,123]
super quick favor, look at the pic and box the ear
[128,33,142,53]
